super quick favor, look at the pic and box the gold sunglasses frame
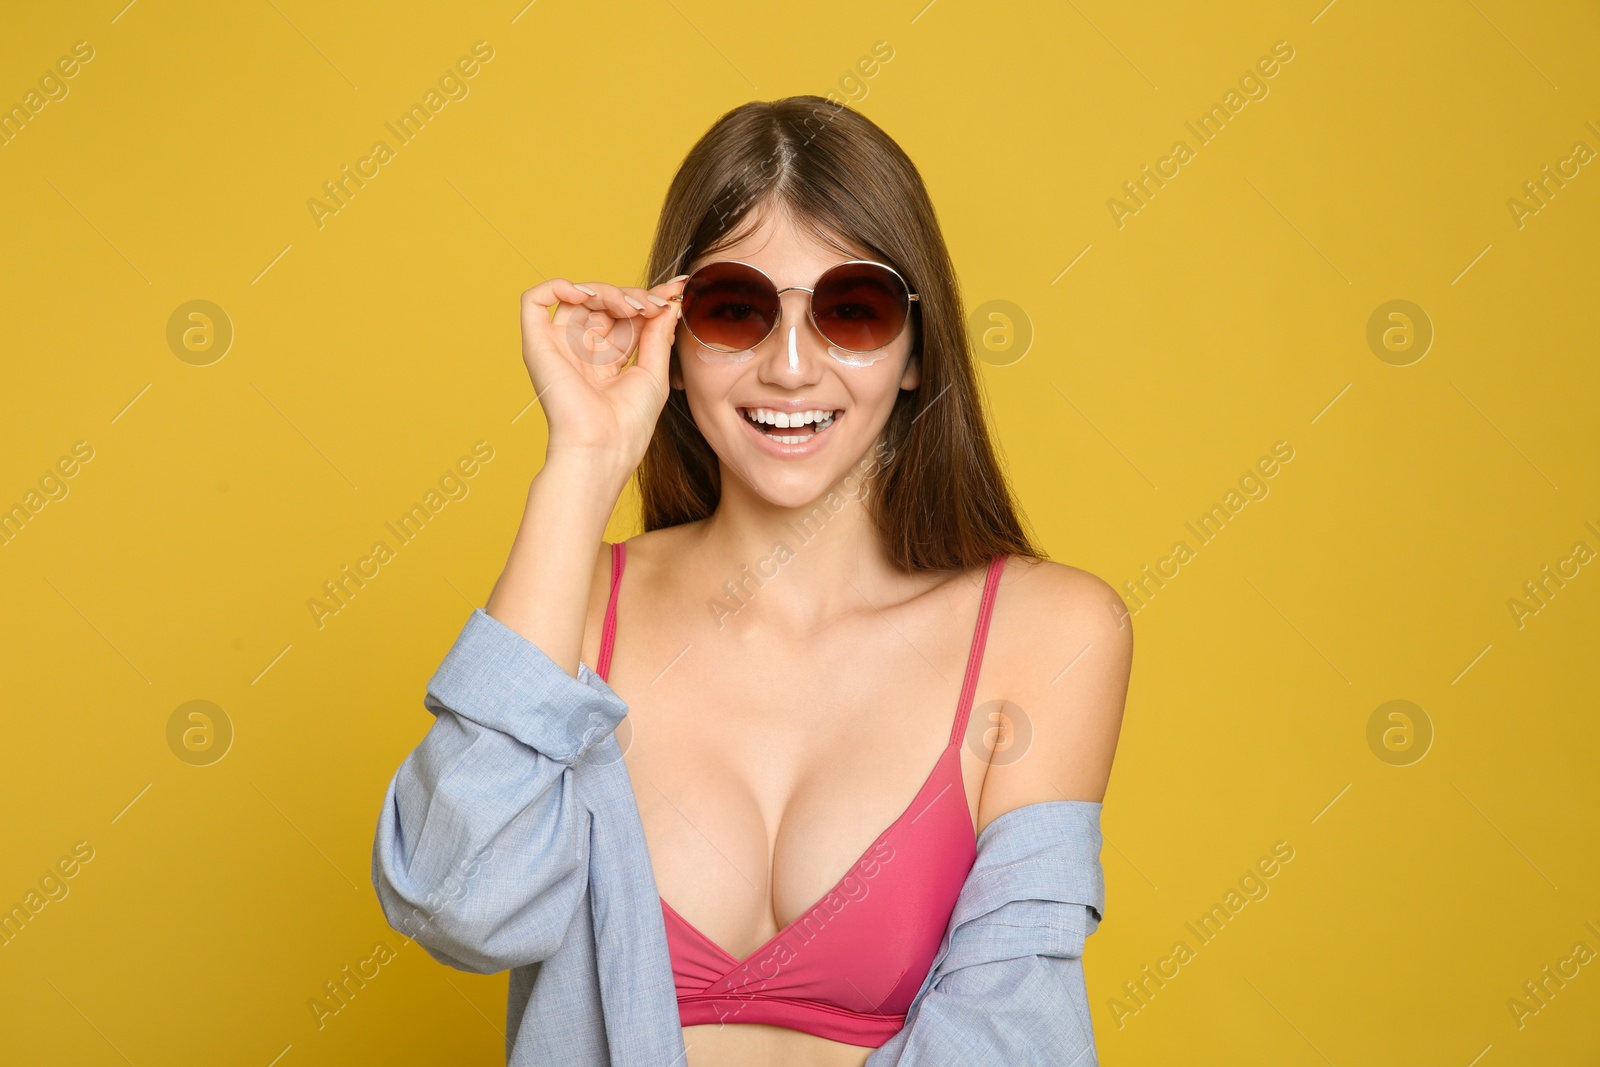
[666,258,920,355]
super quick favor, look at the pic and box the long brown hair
[638,95,1042,574]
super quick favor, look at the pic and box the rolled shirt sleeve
[371,608,630,974]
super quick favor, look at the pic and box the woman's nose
[758,293,823,379]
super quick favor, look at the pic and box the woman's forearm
[485,451,633,678]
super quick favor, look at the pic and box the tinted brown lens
[681,262,779,352]
[812,263,909,352]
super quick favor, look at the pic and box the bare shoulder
[974,555,1133,829]
[599,523,703,589]
[1001,555,1134,661]
[581,525,703,671]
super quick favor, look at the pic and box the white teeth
[741,407,839,440]
[741,407,838,428]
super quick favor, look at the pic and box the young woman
[374,96,1132,1067]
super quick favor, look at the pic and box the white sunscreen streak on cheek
[788,325,798,372]
[828,345,889,368]
[695,337,755,366]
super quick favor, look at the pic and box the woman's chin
[720,456,858,514]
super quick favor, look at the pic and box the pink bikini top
[595,539,1009,1047]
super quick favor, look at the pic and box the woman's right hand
[518,275,686,478]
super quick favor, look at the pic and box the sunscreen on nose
[788,325,799,372]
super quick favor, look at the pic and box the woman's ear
[899,348,920,391]
[899,311,922,390]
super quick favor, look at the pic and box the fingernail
[574,283,597,296]
[624,295,647,310]
[668,274,689,283]
[645,293,670,306]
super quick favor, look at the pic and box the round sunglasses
[667,259,919,356]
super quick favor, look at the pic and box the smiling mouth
[738,407,843,444]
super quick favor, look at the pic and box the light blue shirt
[372,607,1106,1065]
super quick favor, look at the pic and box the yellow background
[3,0,1596,1063]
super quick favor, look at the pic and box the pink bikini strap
[596,540,626,681]
[949,555,1008,746]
